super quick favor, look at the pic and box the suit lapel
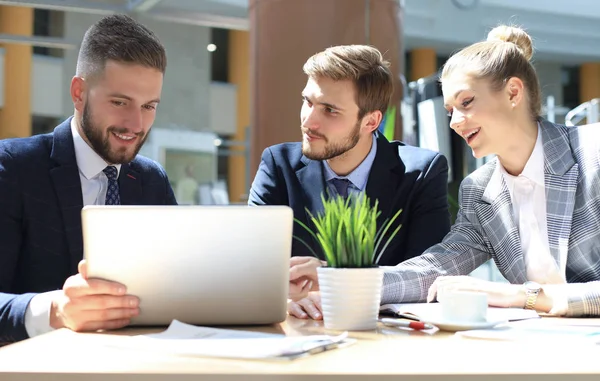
[49,119,84,273]
[294,134,401,260]
[365,134,402,231]
[475,161,528,283]
[119,163,142,205]
[540,120,578,276]
[295,156,327,253]
[296,156,327,216]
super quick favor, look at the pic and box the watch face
[524,281,541,291]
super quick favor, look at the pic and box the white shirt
[500,123,566,285]
[24,119,121,338]
[70,119,122,205]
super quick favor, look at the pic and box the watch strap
[524,285,541,310]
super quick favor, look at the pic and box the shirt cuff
[24,290,62,338]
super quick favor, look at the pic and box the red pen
[379,318,434,330]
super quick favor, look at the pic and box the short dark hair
[76,14,166,79]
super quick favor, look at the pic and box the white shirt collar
[500,122,545,191]
[70,117,121,180]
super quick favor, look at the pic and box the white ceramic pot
[317,267,383,331]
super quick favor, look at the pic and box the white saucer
[424,319,507,332]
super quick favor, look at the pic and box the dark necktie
[103,166,121,205]
[330,178,351,198]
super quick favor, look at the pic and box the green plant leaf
[373,208,403,262]
[374,223,402,265]
[291,192,402,268]
[292,234,319,259]
[294,216,320,243]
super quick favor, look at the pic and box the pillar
[409,48,436,82]
[0,5,33,139]
[228,30,250,203]
[249,0,404,176]
[580,63,600,103]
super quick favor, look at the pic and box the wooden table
[0,316,599,380]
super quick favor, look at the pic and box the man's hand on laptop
[289,256,325,301]
[49,260,140,332]
[288,292,322,320]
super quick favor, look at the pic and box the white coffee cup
[440,291,488,323]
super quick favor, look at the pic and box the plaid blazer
[382,120,600,317]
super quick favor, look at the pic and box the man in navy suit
[0,15,177,343]
[248,45,451,319]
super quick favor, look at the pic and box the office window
[33,9,51,56]
[32,116,60,136]
[562,66,580,109]
[210,28,229,83]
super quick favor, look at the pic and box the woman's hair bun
[487,25,533,61]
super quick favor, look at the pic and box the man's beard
[80,102,149,164]
[302,120,361,161]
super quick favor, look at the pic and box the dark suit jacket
[0,118,177,343]
[249,133,451,266]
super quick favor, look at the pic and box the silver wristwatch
[523,281,541,310]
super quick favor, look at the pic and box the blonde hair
[303,45,393,119]
[440,25,541,120]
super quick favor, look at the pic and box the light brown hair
[303,45,393,119]
[441,25,541,121]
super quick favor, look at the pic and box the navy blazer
[0,118,177,343]
[249,133,451,266]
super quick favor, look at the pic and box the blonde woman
[289,25,600,318]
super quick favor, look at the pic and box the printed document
[110,320,353,360]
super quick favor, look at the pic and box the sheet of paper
[109,320,353,360]
[380,303,540,322]
[456,324,600,345]
[142,320,281,340]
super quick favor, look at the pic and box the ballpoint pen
[379,318,435,330]
[379,308,421,322]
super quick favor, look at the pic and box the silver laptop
[82,205,292,326]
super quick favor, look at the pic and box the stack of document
[110,320,353,360]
